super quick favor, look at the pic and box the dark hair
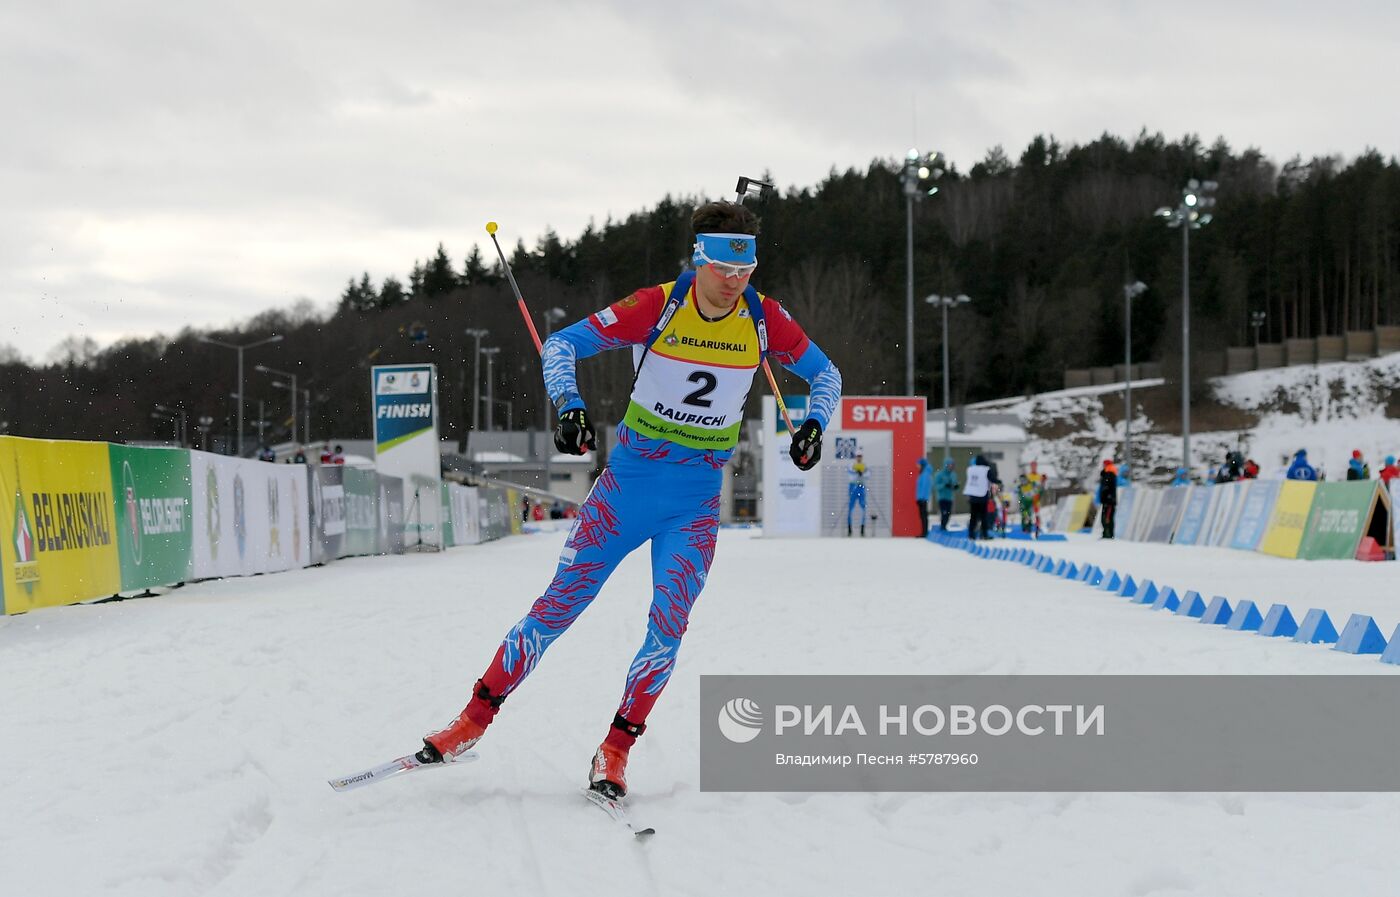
[691,201,759,237]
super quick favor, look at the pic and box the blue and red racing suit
[462,275,841,747]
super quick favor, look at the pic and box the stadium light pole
[925,293,971,463]
[1250,309,1267,347]
[900,148,944,396]
[480,347,501,432]
[270,382,310,446]
[463,327,489,452]
[493,398,515,432]
[254,364,298,446]
[1154,178,1217,472]
[1122,281,1148,469]
[199,333,283,456]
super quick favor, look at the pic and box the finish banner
[0,436,121,614]
[372,364,442,549]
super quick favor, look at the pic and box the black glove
[789,419,822,471]
[554,408,596,455]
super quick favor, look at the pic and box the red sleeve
[760,295,811,365]
[589,285,666,345]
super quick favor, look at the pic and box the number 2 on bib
[683,371,717,407]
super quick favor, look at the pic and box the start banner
[0,436,121,613]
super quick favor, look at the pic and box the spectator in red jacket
[1380,456,1399,486]
[1243,458,1260,479]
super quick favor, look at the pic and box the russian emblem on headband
[730,239,750,254]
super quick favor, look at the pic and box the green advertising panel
[108,445,193,591]
[1298,481,1382,560]
[341,467,380,557]
[440,483,455,547]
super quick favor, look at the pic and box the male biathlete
[419,201,843,799]
[847,451,867,536]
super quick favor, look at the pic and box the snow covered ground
[5,528,1400,896]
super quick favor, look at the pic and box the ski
[581,786,656,838]
[328,749,479,792]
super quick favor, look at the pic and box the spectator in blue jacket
[1286,449,1318,481]
[915,458,934,537]
[933,458,958,532]
[1170,467,1190,486]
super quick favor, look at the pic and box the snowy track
[4,529,1399,896]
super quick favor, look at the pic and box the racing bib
[622,281,759,450]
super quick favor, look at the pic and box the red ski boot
[588,714,646,798]
[420,680,505,763]
[421,711,485,763]
[588,742,630,799]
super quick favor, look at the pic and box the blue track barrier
[1258,604,1300,638]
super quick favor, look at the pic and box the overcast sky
[4,0,1398,362]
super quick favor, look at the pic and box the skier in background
[1215,452,1243,483]
[1024,461,1046,535]
[1381,456,1400,486]
[933,458,958,531]
[1016,474,1034,532]
[915,457,933,538]
[1098,459,1119,539]
[848,451,868,537]
[419,200,842,800]
[964,455,991,539]
[1286,449,1318,481]
[1347,450,1370,480]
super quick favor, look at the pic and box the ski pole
[731,176,805,452]
[484,221,544,355]
[761,359,798,435]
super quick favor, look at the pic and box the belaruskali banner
[0,436,122,614]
